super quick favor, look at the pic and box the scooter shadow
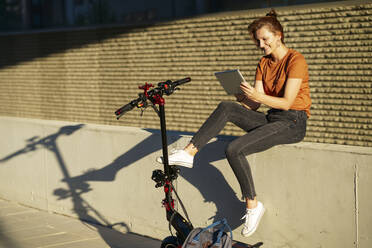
[180,137,245,231]
[63,129,245,231]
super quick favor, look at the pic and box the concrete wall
[1,116,371,247]
[0,0,372,147]
[1,1,372,247]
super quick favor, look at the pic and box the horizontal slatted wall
[0,1,371,147]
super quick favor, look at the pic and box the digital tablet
[214,69,246,95]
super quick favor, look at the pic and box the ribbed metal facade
[0,1,371,147]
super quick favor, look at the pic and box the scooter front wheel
[160,236,181,248]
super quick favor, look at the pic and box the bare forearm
[241,79,302,111]
[257,93,291,110]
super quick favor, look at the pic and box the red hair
[248,9,285,45]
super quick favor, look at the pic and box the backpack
[182,218,233,248]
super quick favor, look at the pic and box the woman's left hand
[240,82,261,103]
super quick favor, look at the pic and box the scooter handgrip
[115,102,134,117]
[172,77,191,86]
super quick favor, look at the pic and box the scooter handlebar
[115,77,191,119]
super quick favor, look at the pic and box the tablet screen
[214,69,246,95]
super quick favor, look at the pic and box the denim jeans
[190,101,308,200]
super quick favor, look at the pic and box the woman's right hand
[235,84,261,111]
[235,93,246,102]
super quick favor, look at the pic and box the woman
[158,9,311,237]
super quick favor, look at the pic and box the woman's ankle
[184,143,198,156]
[246,197,258,209]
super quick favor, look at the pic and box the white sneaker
[241,201,265,237]
[156,150,194,168]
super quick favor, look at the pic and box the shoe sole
[242,207,265,237]
[156,157,193,168]
[169,160,193,168]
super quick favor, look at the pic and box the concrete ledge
[0,116,371,247]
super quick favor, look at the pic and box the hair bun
[266,9,278,18]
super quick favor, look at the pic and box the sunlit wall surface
[0,0,371,147]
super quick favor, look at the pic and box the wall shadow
[65,128,245,231]
[63,130,175,183]
[180,138,245,230]
[0,18,174,70]
[0,124,137,247]
[0,222,20,248]
[0,123,247,240]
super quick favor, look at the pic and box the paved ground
[0,198,162,248]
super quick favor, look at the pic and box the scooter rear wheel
[160,236,181,248]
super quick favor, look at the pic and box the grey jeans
[190,101,308,199]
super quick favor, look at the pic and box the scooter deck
[232,241,263,248]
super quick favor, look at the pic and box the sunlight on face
[254,26,282,56]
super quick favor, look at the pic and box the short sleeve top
[255,49,311,117]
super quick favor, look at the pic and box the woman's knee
[217,101,236,112]
[225,141,240,159]
[225,138,257,160]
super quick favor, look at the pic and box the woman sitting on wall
[158,9,311,237]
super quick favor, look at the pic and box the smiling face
[254,26,283,56]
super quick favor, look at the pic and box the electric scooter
[115,78,263,248]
